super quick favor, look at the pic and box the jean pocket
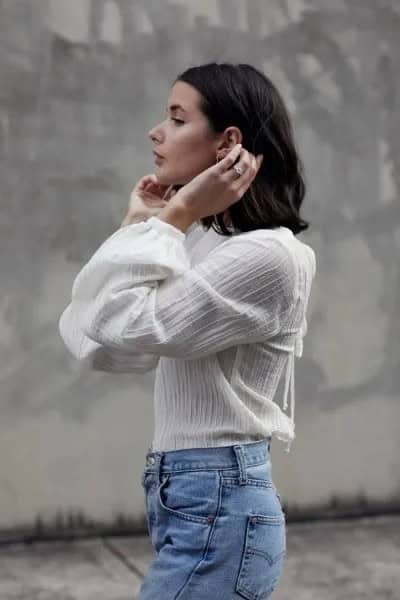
[157,471,220,525]
[236,513,286,600]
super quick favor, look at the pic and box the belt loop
[233,444,248,485]
[156,452,166,487]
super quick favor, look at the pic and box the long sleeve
[59,303,159,372]
[58,216,298,362]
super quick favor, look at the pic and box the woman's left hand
[172,144,264,221]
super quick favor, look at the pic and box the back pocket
[236,513,286,600]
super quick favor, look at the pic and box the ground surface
[0,515,399,599]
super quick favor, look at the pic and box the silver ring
[233,164,246,176]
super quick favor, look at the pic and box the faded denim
[138,438,286,599]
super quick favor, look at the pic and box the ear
[215,126,243,160]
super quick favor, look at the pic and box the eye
[171,117,184,125]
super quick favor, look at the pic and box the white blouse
[59,216,316,453]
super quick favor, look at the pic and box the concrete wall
[0,0,399,535]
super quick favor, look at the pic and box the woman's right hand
[121,174,178,226]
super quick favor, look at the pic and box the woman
[59,62,316,599]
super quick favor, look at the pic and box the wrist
[157,199,196,234]
[120,212,147,227]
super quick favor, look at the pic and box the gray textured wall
[1,0,399,535]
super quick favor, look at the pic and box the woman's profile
[59,62,316,599]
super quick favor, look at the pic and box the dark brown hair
[174,62,310,236]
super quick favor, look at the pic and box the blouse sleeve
[59,303,159,372]
[58,216,297,362]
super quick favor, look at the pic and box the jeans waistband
[144,438,272,485]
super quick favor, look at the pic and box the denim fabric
[138,438,286,599]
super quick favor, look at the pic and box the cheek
[175,130,199,151]
[173,123,210,150]
[174,131,214,168]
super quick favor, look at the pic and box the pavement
[0,515,399,599]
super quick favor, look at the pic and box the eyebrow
[166,104,187,113]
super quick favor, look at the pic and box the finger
[144,181,163,194]
[232,155,259,195]
[241,154,258,183]
[216,143,242,174]
[237,153,263,181]
[144,180,172,198]
[138,175,157,188]
[221,149,253,182]
[137,174,158,190]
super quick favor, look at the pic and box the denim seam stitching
[221,477,275,488]
[174,471,223,600]
[142,460,268,475]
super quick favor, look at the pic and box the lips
[153,150,164,159]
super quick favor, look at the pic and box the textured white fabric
[59,216,316,453]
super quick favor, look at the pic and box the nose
[148,122,164,144]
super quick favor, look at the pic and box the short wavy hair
[174,62,310,236]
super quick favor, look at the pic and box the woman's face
[148,81,220,186]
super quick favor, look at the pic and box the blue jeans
[139,438,286,599]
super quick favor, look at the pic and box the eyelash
[170,117,184,125]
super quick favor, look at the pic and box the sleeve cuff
[125,216,187,242]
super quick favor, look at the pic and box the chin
[155,168,174,185]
